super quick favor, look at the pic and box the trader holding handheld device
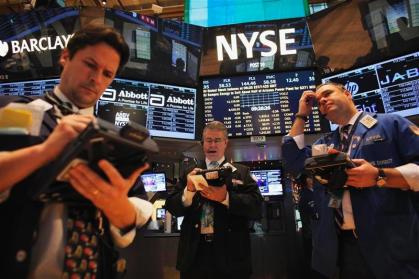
[282,82,419,279]
[0,25,153,279]
[165,121,263,279]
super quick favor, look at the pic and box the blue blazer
[282,113,419,279]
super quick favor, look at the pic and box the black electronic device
[304,152,355,190]
[195,166,233,187]
[31,119,159,203]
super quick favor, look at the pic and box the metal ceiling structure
[0,0,185,19]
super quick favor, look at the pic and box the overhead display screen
[250,169,283,196]
[202,70,327,137]
[105,9,203,87]
[200,17,315,77]
[95,77,196,140]
[0,78,59,96]
[322,51,419,118]
[0,8,80,82]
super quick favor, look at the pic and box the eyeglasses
[203,138,225,144]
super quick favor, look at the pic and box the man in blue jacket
[282,82,419,279]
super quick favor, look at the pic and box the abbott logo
[100,88,116,101]
[0,40,9,57]
[149,94,165,107]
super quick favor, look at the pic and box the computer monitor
[141,172,167,192]
[322,50,419,129]
[251,169,283,196]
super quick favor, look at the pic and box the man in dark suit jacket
[165,121,263,279]
[0,25,152,279]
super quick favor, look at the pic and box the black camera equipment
[304,152,355,190]
[31,119,159,203]
[195,166,233,187]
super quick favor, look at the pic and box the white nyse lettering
[259,30,277,57]
[11,41,20,53]
[279,28,296,55]
[238,32,259,59]
[216,35,238,61]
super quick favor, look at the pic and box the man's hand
[41,115,95,161]
[186,168,202,192]
[297,90,317,117]
[345,159,378,188]
[200,184,227,203]
[68,160,149,229]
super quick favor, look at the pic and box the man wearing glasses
[166,121,263,279]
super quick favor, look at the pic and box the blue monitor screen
[251,169,283,196]
[202,69,329,137]
[95,77,196,140]
[322,51,419,122]
[0,78,60,96]
[141,172,167,192]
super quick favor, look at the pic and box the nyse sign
[216,29,296,61]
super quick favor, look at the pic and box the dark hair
[66,24,129,73]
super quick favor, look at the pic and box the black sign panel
[96,78,197,139]
[322,51,419,117]
[202,70,327,137]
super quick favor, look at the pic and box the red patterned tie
[62,206,99,279]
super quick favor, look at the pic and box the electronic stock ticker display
[202,70,322,137]
[322,51,419,119]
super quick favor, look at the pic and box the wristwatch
[376,168,387,187]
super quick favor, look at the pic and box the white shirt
[27,87,153,278]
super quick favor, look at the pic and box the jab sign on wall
[0,35,73,58]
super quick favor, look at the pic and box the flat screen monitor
[322,51,419,121]
[95,77,197,140]
[0,8,80,82]
[135,28,151,60]
[251,169,283,196]
[0,78,60,96]
[307,0,419,75]
[200,17,315,76]
[141,172,167,192]
[156,208,166,219]
[202,69,329,137]
[105,9,203,87]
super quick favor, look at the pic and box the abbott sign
[0,34,73,58]
[216,29,296,61]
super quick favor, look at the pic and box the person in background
[165,121,263,279]
[0,24,153,279]
[281,82,419,279]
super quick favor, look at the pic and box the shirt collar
[205,156,225,168]
[339,111,362,132]
[54,86,94,116]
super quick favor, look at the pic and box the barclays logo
[0,40,9,57]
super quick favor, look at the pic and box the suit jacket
[0,95,119,279]
[282,112,419,279]
[165,160,263,274]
